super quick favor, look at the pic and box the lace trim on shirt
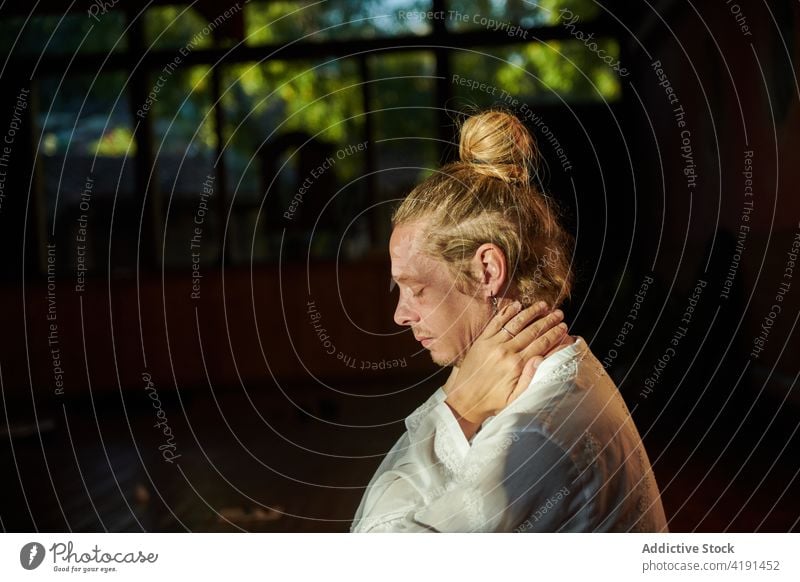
[405,389,444,434]
[534,347,589,386]
[434,425,465,477]
[463,487,486,531]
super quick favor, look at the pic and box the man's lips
[415,336,434,347]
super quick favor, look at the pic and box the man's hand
[443,301,568,433]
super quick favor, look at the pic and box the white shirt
[351,337,668,532]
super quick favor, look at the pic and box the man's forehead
[390,224,420,262]
[389,223,420,254]
[389,223,431,281]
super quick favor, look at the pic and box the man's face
[390,221,492,367]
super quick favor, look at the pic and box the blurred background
[0,0,797,532]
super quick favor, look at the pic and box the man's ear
[473,243,508,297]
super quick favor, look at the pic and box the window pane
[0,12,127,56]
[451,40,622,106]
[244,0,434,45]
[36,72,136,276]
[221,58,367,263]
[367,51,439,251]
[151,66,218,195]
[149,66,220,268]
[144,6,222,50]
[368,51,438,191]
[446,0,600,30]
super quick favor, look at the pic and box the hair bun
[458,110,538,183]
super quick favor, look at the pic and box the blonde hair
[391,109,573,308]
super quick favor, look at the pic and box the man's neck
[441,335,577,443]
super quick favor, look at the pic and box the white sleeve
[350,400,465,533]
[351,401,583,533]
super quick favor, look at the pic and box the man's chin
[429,348,464,368]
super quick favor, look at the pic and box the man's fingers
[482,300,523,337]
[509,308,563,347]
[499,301,550,337]
[520,322,568,361]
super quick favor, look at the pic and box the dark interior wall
[608,0,800,531]
[0,260,438,398]
[625,0,799,401]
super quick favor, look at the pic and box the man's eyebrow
[389,274,415,291]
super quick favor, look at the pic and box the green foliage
[91,125,137,156]
[144,6,214,50]
[454,39,621,106]
[222,58,365,185]
[152,66,217,155]
[243,0,433,44]
[447,0,600,28]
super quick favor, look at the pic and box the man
[350,110,668,532]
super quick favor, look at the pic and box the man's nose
[393,297,418,327]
